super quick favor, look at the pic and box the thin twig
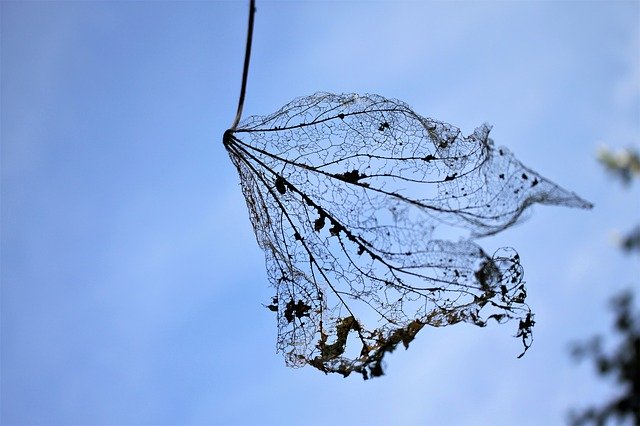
[230,0,256,130]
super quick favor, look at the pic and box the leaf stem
[230,0,256,130]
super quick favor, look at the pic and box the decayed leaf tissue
[224,92,592,379]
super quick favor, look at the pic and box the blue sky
[2,1,639,425]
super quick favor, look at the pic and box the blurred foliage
[569,292,640,425]
[619,225,640,255]
[569,147,640,425]
[597,146,640,186]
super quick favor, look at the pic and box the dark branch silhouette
[224,92,592,378]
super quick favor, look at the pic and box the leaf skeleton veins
[223,92,592,379]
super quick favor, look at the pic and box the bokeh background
[2,1,639,425]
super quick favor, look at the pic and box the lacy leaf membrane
[224,92,591,379]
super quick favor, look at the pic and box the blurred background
[2,1,638,425]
